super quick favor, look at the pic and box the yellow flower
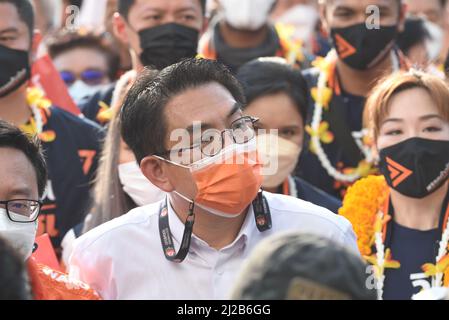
[39,130,56,143]
[26,87,51,110]
[312,56,333,74]
[339,175,389,256]
[306,122,334,153]
[311,87,333,110]
[96,101,114,123]
[422,254,449,277]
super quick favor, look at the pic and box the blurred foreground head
[230,232,376,300]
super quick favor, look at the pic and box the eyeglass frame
[0,199,42,223]
[155,116,260,159]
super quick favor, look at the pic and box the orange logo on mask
[334,34,357,59]
[386,157,413,187]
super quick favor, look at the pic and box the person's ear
[113,12,130,46]
[31,29,42,62]
[140,156,175,192]
[319,3,330,35]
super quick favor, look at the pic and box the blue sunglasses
[60,69,106,86]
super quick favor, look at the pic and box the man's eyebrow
[0,27,19,35]
[227,102,243,118]
[5,187,34,199]
[185,122,213,134]
[175,6,197,13]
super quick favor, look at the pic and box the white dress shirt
[68,191,358,300]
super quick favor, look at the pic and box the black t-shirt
[37,106,103,250]
[78,83,115,125]
[382,221,440,300]
[297,68,366,199]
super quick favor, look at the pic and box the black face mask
[0,44,30,98]
[330,23,398,70]
[379,137,449,199]
[138,23,199,70]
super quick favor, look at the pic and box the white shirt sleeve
[68,236,117,300]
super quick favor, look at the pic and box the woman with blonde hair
[339,70,449,300]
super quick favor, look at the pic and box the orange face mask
[160,140,262,217]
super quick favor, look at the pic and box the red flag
[32,233,62,272]
[31,54,81,116]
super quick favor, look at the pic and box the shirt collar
[166,199,254,252]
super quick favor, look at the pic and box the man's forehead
[165,82,239,129]
[133,0,201,12]
[0,3,27,32]
[0,148,37,198]
[331,0,396,9]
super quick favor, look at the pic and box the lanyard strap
[158,191,272,263]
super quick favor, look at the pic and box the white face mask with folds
[221,0,276,31]
[0,209,37,261]
[68,80,108,105]
[118,161,166,206]
[257,133,302,189]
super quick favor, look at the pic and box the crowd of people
[0,0,448,301]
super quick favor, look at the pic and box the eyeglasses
[60,69,107,86]
[159,116,259,160]
[0,199,42,223]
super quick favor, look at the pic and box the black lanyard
[158,191,272,263]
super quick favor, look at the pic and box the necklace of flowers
[22,87,55,142]
[307,50,400,183]
[339,176,449,300]
[369,194,449,300]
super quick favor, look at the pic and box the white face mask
[220,0,276,31]
[257,133,302,189]
[424,20,444,62]
[0,209,37,261]
[118,161,166,206]
[276,4,319,43]
[68,80,107,105]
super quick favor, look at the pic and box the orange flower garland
[339,175,389,256]
[339,175,449,289]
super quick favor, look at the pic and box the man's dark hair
[118,0,206,20]
[46,30,121,80]
[0,120,47,198]
[0,236,32,300]
[0,0,34,37]
[120,58,246,163]
[397,17,431,56]
[236,57,308,124]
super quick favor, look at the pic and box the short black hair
[118,0,206,19]
[120,58,246,163]
[0,0,34,37]
[0,120,47,198]
[46,29,121,80]
[236,57,308,123]
[397,17,431,56]
[0,236,32,300]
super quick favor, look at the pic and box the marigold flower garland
[340,175,449,299]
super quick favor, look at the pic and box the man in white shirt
[69,58,358,300]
